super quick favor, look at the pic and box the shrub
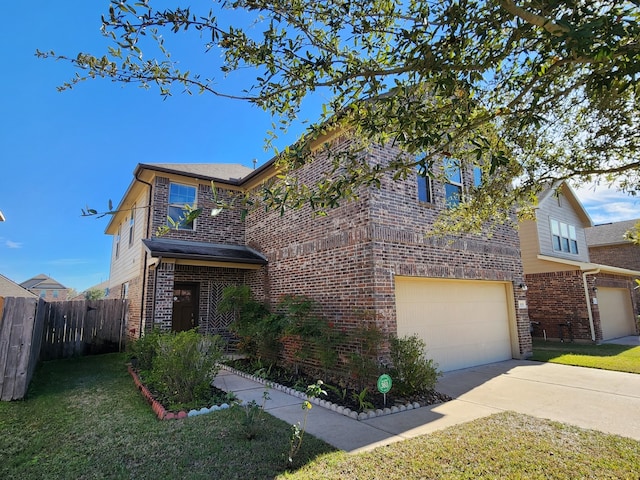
[147,330,224,409]
[389,334,440,397]
[128,329,162,371]
[218,285,283,363]
[346,321,384,390]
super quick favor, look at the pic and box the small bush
[145,330,224,409]
[389,334,440,397]
[218,285,284,363]
[128,329,162,371]
[346,321,384,390]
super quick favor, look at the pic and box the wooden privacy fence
[0,297,129,400]
[39,299,128,361]
[0,297,43,401]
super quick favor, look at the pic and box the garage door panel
[395,277,513,372]
[599,287,636,340]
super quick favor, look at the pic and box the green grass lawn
[531,339,640,374]
[1,353,639,479]
[0,353,334,480]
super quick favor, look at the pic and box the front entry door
[172,283,199,332]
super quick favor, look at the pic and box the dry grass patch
[282,412,640,479]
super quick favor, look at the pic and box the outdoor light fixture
[519,283,528,291]
[592,286,598,293]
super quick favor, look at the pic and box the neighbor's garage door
[395,277,514,372]
[598,287,636,340]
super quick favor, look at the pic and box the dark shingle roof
[19,274,67,290]
[142,238,267,265]
[585,219,640,247]
[140,163,254,183]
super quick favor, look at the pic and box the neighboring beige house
[19,274,70,302]
[0,273,37,298]
[105,143,533,373]
[519,182,639,342]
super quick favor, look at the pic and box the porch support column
[154,260,175,331]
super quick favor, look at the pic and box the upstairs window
[128,205,135,247]
[115,226,121,259]
[443,158,462,207]
[550,219,578,254]
[168,183,197,230]
[473,166,482,187]
[417,167,432,203]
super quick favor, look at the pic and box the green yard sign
[377,374,392,394]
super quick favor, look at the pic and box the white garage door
[598,287,636,340]
[395,277,514,372]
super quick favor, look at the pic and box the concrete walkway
[604,335,640,346]
[214,359,640,453]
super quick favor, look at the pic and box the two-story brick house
[106,135,532,372]
[19,274,70,301]
[519,182,639,342]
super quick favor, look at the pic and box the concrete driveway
[362,360,640,452]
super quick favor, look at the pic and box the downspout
[135,171,154,336]
[582,268,600,342]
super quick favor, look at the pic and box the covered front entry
[395,277,515,372]
[143,238,267,335]
[598,287,637,340]
[172,283,199,332]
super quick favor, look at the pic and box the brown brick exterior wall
[151,177,246,244]
[589,244,640,271]
[246,136,532,363]
[526,270,638,342]
[368,144,531,359]
[526,270,595,341]
[30,288,72,302]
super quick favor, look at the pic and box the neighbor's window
[550,219,578,254]
[53,290,58,299]
[168,183,197,230]
[444,158,462,207]
[40,291,46,298]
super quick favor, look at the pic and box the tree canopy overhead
[41,0,640,231]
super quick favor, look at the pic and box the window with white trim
[550,219,578,254]
[115,225,121,259]
[128,205,135,247]
[168,183,197,230]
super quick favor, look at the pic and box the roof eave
[537,254,640,276]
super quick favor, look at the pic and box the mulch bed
[224,359,451,413]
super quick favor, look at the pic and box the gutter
[582,268,600,342]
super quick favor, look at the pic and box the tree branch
[499,0,570,36]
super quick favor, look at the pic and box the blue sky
[1,2,638,292]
